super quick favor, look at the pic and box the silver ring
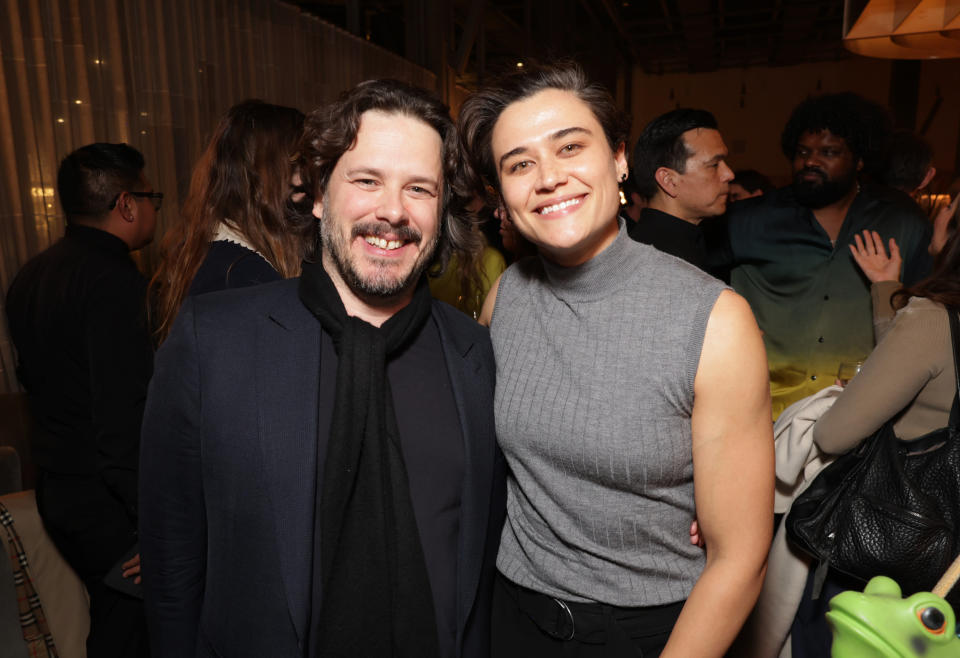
[552,597,575,640]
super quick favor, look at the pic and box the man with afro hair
[720,92,931,417]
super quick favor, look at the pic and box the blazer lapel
[432,305,497,639]
[256,286,320,646]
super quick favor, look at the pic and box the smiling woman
[459,63,775,658]
[491,88,626,266]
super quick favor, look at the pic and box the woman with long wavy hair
[150,99,312,341]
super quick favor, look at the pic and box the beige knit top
[814,283,957,453]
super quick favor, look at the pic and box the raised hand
[930,194,960,256]
[850,230,901,283]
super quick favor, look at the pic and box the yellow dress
[429,246,506,319]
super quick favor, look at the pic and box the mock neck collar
[539,218,632,302]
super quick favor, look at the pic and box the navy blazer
[140,278,505,657]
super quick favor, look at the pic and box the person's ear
[655,167,680,198]
[312,197,324,221]
[614,142,628,181]
[116,192,136,222]
[917,166,936,193]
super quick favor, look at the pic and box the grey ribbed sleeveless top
[491,222,727,606]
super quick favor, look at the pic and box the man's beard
[793,166,858,209]
[319,206,439,299]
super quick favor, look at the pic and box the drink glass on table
[837,361,863,387]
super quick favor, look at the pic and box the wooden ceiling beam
[589,0,639,60]
[453,0,485,74]
[772,3,821,66]
[676,0,717,72]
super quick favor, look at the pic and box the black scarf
[298,260,440,658]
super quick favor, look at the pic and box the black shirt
[314,315,464,657]
[627,207,709,272]
[5,224,153,518]
[720,183,932,416]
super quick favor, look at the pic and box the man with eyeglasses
[6,142,158,657]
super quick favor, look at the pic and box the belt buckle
[551,597,575,641]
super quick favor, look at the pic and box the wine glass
[837,361,863,387]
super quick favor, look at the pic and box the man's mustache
[797,167,826,180]
[351,222,422,243]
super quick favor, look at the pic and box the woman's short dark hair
[458,61,631,196]
[299,78,480,292]
[632,108,718,200]
[57,143,145,220]
[780,92,892,174]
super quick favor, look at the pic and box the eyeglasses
[130,191,163,210]
[110,191,164,211]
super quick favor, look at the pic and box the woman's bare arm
[661,290,774,658]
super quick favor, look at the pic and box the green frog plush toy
[827,576,959,657]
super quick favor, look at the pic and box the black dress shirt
[627,207,709,272]
[5,224,153,520]
[718,183,932,416]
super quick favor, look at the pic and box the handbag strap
[946,306,960,428]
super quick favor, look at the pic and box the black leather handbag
[785,308,960,607]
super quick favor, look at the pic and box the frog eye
[918,606,947,635]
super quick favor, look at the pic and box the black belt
[500,574,685,644]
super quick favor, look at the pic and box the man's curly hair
[780,92,892,175]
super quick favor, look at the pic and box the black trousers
[492,573,684,658]
[84,580,150,658]
[36,472,149,657]
[790,565,862,658]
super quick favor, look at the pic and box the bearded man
[721,92,931,417]
[139,79,505,658]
